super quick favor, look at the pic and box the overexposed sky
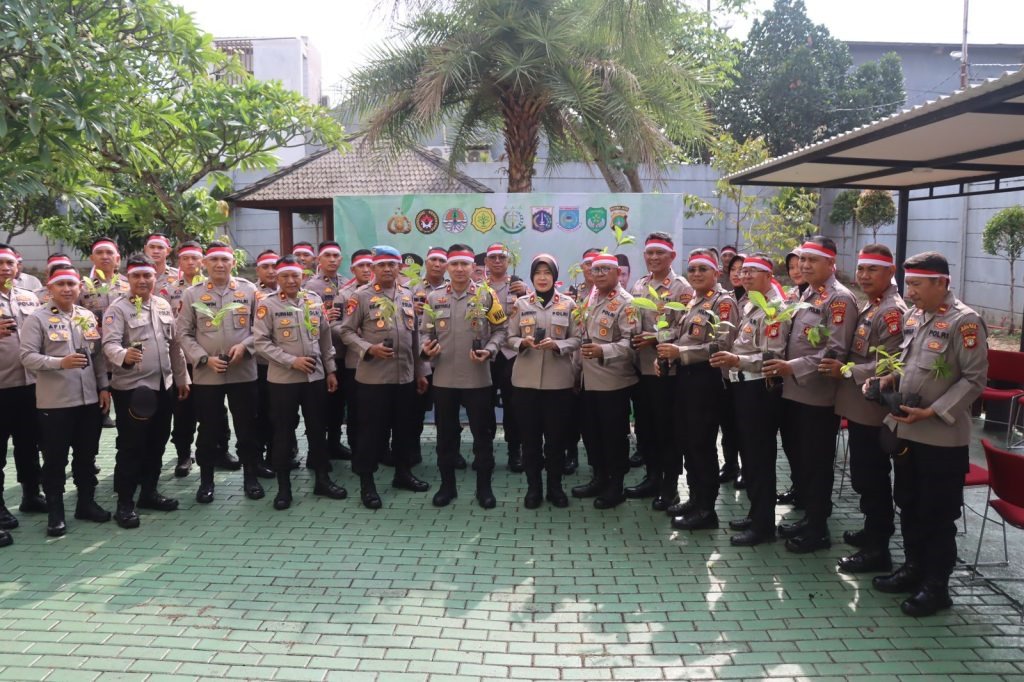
[176,0,1024,97]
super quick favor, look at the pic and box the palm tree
[346,0,711,192]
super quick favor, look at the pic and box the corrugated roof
[227,144,493,204]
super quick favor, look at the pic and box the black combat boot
[273,471,293,510]
[46,493,67,537]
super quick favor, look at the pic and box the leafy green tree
[745,186,819,262]
[828,188,859,254]
[345,0,711,192]
[982,206,1024,335]
[717,0,904,155]
[0,188,58,243]
[855,189,896,242]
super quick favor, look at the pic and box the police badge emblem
[387,211,412,234]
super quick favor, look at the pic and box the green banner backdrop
[333,193,686,286]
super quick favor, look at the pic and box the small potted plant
[421,303,440,341]
[71,314,94,367]
[465,287,490,352]
[192,301,246,363]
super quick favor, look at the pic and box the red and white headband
[48,268,81,285]
[205,246,234,258]
[292,245,315,257]
[47,255,73,267]
[857,252,894,268]
[743,256,773,273]
[352,254,374,267]
[276,264,303,276]
[177,246,203,258]
[126,263,156,275]
[318,245,341,257]
[372,253,402,264]
[582,252,599,264]
[904,267,949,280]
[447,250,475,265]
[688,254,719,271]
[426,248,448,262]
[256,252,279,266]
[800,241,836,259]
[0,247,19,263]
[146,235,171,248]
[91,240,119,255]
[486,244,508,258]
[644,239,675,254]
[591,253,619,268]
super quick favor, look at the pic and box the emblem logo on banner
[386,211,412,234]
[442,208,468,233]
[471,207,497,233]
[415,209,440,234]
[610,205,630,231]
[531,207,553,232]
[502,208,526,234]
[558,207,580,231]
[586,207,607,233]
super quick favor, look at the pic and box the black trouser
[720,381,740,471]
[674,362,726,511]
[170,364,197,458]
[269,380,330,473]
[256,363,273,454]
[0,385,41,494]
[39,403,101,495]
[413,374,435,458]
[783,399,840,534]
[733,380,781,535]
[342,368,361,455]
[516,388,572,475]
[325,361,346,448]
[568,390,582,453]
[112,386,175,501]
[192,382,260,469]
[847,419,895,549]
[435,385,494,473]
[352,381,419,476]
[580,387,631,480]
[779,405,801,493]
[632,375,676,477]
[489,353,520,447]
[894,441,966,584]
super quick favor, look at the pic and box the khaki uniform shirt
[578,285,639,392]
[339,282,421,386]
[886,292,988,447]
[412,278,448,377]
[15,272,42,291]
[153,265,179,302]
[782,275,859,407]
[631,271,694,377]
[253,282,277,367]
[176,277,258,385]
[101,295,189,391]
[835,285,907,427]
[253,289,336,384]
[506,291,579,391]
[168,273,205,318]
[422,281,508,390]
[0,286,41,387]
[727,287,791,379]
[670,285,739,368]
[79,270,129,326]
[19,305,107,408]
[33,287,52,307]
[487,276,523,360]
[335,278,366,370]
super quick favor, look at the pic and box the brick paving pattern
[1,425,1022,681]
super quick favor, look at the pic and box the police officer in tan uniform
[177,243,265,504]
[0,244,44,544]
[144,233,179,301]
[253,256,348,510]
[711,254,791,546]
[337,249,375,459]
[870,252,988,617]
[572,252,639,509]
[12,249,42,291]
[304,240,351,460]
[292,242,316,282]
[339,246,430,509]
[628,233,694,507]
[19,266,111,536]
[657,249,738,531]
[102,255,191,529]
[564,248,602,475]
[763,236,858,553]
[505,254,579,508]
[32,254,75,306]
[421,244,508,509]
[819,245,907,573]
[253,249,285,475]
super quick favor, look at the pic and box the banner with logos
[333,193,686,286]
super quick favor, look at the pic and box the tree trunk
[1010,261,1017,336]
[594,157,630,192]
[624,166,645,193]
[500,93,543,193]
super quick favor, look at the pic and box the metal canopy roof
[727,68,1024,192]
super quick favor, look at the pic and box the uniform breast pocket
[232,312,249,330]
[126,315,151,340]
[434,307,451,331]
[520,314,537,335]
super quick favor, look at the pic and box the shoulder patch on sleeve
[256,305,268,320]
[830,299,848,324]
[345,297,358,316]
[883,309,902,335]
[959,321,979,349]
[717,300,733,320]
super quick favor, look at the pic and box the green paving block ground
[1,423,1022,681]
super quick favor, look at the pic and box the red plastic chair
[961,462,990,535]
[981,349,1024,445]
[970,439,1022,574]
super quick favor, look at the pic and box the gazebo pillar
[322,204,334,241]
[278,210,294,253]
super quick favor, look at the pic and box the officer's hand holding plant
[421,337,441,358]
[60,353,90,370]
[291,356,317,373]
